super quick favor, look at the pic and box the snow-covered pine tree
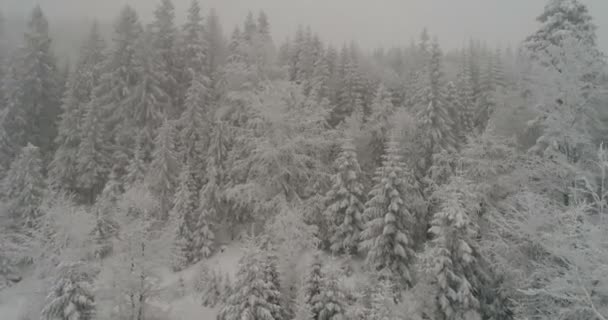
[368,280,396,320]
[325,139,365,255]
[360,136,417,292]
[455,58,475,137]
[204,8,225,88]
[2,143,45,230]
[90,171,121,259]
[124,132,148,188]
[76,99,110,204]
[129,27,171,148]
[201,268,223,307]
[50,22,106,194]
[4,6,61,159]
[296,253,324,320]
[88,5,142,162]
[332,45,364,126]
[314,266,347,320]
[178,0,208,92]
[416,38,457,162]
[40,262,96,320]
[427,176,483,320]
[178,71,209,187]
[150,0,179,112]
[172,163,214,270]
[366,84,395,170]
[217,242,284,320]
[147,119,179,220]
[524,0,600,62]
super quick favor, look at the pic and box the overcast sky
[2,0,608,52]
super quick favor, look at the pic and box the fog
[2,0,608,52]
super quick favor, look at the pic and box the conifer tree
[130,28,170,143]
[76,101,110,204]
[179,0,208,85]
[50,23,106,193]
[178,72,209,186]
[325,139,365,255]
[525,0,600,61]
[360,137,417,291]
[314,267,346,320]
[205,8,225,85]
[151,0,179,108]
[172,163,214,270]
[333,45,363,125]
[2,143,45,229]
[366,84,395,169]
[416,38,457,159]
[124,133,148,188]
[297,254,324,320]
[428,176,483,320]
[91,173,120,259]
[217,243,284,320]
[89,5,142,158]
[41,262,96,320]
[4,6,61,158]
[147,119,179,219]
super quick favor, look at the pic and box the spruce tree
[41,262,95,320]
[205,8,225,85]
[76,100,110,204]
[360,137,416,291]
[313,267,346,320]
[5,6,61,158]
[297,254,324,320]
[325,139,365,255]
[428,176,483,320]
[50,22,106,193]
[416,38,457,159]
[89,5,142,158]
[130,28,170,142]
[151,0,179,109]
[147,119,179,219]
[179,0,208,87]
[366,84,395,169]
[178,72,209,187]
[525,0,600,60]
[218,243,284,320]
[2,143,45,229]
[172,163,214,270]
[124,133,148,188]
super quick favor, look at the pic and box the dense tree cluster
[0,0,607,319]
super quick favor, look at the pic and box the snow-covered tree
[325,139,365,255]
[172,164,214,270]
[2,143,45,229]
[295,254,323,320]
[76,100,110,204]
[366,84,396,170]
[525,0,601,63]
[178,72,210,186]
[3,6,61,158]
[124,133,148,188]
[150,0,179,110]
[314,266,347,320]
[88,5,142,158]
[146,119,179,219]
[426,176,483,320]
[360,137,417,291]
[50,22,105,193]
[40,262,96,320]
[415,38,457,160]
[217,241,285,320]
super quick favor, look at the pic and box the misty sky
[2,0,608,52]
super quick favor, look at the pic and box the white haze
[2,0,608,52]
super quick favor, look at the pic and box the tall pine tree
[325,139,365,255]
[360,136,417,292]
